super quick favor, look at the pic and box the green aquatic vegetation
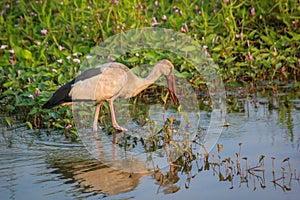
[0,0,300,134]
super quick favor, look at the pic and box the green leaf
[29,107,38,115]
[22,49,33,60]
[180,46,196,51]
[126,56,139,62]
[275,63,282,69]
[26,121,33,129]
[5,117,12,127]
[52,122,64,129]
[293,82,300,87]
[3,81,14,88]
[6,105,15,111]
[14,46,33,61]
[58,74,64,84]
[70,130,78,137]
[260,35,273,46]
[212,45,222,51]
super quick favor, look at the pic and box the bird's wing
[70,63,129,101]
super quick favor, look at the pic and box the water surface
[1,88,300,199]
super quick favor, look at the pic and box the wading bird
[43,59,178,132]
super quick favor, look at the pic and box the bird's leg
[107,99,127,131]
[93,103,101,132]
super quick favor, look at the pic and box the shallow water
[1,88,300,200]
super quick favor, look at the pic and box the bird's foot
[112,123,128,132]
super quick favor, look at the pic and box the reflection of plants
[153,143,300,194]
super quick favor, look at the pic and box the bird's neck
[129,65,163,97]
[144,64,162,83]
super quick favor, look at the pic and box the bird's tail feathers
[42,80,74,109]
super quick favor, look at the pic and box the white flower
[57,59,63,64]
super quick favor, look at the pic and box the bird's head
[157,60,179,104]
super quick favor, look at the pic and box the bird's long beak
[167,73,179,104]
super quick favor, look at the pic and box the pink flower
[0,45,8,50]
[179,10,183,16]
[251,6,255,16]
[183,23,188,32]
[152,17,159,26]
[9,49,14,54]
[246,40,250,47]
[9,59,15,65]
[35,89,40,97]
[154,0,159,6]
[180,27,186,33]
[248,51,254,61]
[52,68,57,73]
[162,15,167,21]
[58,45,64,51]
[108,55,115,61]
[214,9,217,15]
[28,94,34,99]
[66,56,71,60]
[298,59,300,65]
[240,32,244,40]
[202,45,208,50]
[73,58,80,63]
[281,66,286,73]
[273,47,277,53]
[195,5,199,14]
[65,124,72,129]
[215,36,219,42]
[41,28,48,35]
[57,59,63,64]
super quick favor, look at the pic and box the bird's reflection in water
[74,164,146,196]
